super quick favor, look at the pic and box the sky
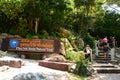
[103,4,120,14]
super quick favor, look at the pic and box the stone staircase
[94,52,111,63]
[92,63,120,73]
[92,48,120,73]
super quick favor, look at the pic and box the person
[109,36,115,48]
[108,36,116,61]
[103,43,111,61]
[84,44,92,58]
[101,37,108,46]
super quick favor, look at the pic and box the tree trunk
[35,18,39,34]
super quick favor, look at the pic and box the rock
[0,60,22,68]
[0,57,22,68]
[59,28,72,37]
[0,51,7,56]
[61,38,74,55]
[12,72,52,80]
[7,35,14,38]
[0,66,9,72]
[1,33,8,37]
[14,35,22,38]
[12,72,72,80]
[60,42,66,56]
[44,55,67,62]
[77,38,84,49]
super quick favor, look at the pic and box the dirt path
[88,73,120,80]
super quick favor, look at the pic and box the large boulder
[77,38,84,49]
[61,38,74,55]
[12,72,72,80]
[59,28,72,37]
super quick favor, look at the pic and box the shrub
[83,33,95,49]
[66,51,85,62]
[74,61,87,76]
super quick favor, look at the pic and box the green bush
[74,61,87,76]
[66,51,85,62]
[83,33,95,49]
[38,34,48,39]
[26,33,33,39]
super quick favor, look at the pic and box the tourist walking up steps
[101,37,108,46]
[103,43,111,62]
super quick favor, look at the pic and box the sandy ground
[0,56,72,80]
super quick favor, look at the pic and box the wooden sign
[1,38,61,53]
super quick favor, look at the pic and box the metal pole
[111,48,115,61]
[90,49,93,62]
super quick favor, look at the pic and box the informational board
[1,38,61,53]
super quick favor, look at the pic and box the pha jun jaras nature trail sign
[1,38,61,53]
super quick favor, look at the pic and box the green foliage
[24,0,74,34]
[83,33,95,49]
[16,17,28,36]
[65,44,90,76]
[68,36,76,41]
[0,0,26,19]
[92,11,120,47]
[0,0,105,38]
[74,59,94,76]
[39,34,48,39]
[66,51,85,62]
[74,61,87,76]
[26,33,33,39]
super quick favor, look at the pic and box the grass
[69,73,87,80]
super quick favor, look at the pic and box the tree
[0,0,25,19]
[24,0,74,34]
[0,0,107,40]
[92,11,120,46]
[0,0,26,34]
[71,0,105,36]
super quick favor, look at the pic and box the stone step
[94,59,118,64]
[94,67,120,73]
[94,60,111,63]
[95,58,111,60]
[97,54,111,57]
[98,54,111,56]
[92,63,115,68]
[98,51,104,53]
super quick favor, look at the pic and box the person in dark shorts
[103,43,111,61]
